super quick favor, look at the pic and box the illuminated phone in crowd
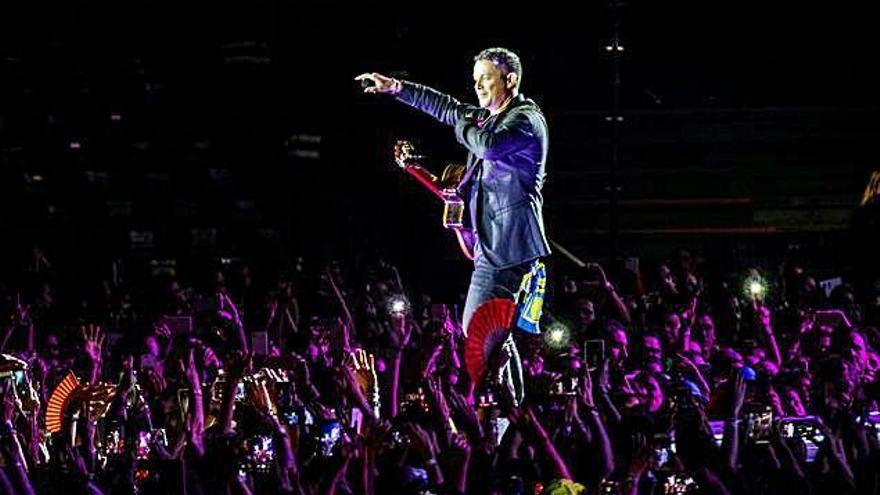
[708,420,726,447]
[243,435,275,473]
[778,416,824,463]
[235,382,246,401]
[136,429,167,460]
[652,433,673,471]
[99,427,126,464]
[744,404,773,444]
[663,473,699,494]
[861,411,880,441]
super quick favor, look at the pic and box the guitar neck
[402,163,444,199]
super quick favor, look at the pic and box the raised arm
[581,364,615,480]
[355,73,477,127]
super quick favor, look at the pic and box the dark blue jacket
[396,81,551,269]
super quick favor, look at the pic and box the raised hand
[816,421,856,485]
[350,349,379,402]
[154,322,172,340]
[354,72,402,95]
[249,377,279,422]
[363,418,392,453]
[201,344,222,369]
[587,262,611,289]
[325,268,355,350]
[449,431,471,456]
[405,422,439,461]
[118,354,136,393]
[285,352,312,386]
[225,350,253,382]
[144,368,167,395]
[426,377,451,423]
[80,324,105,364]
[183,348,202,390]
[12,299,32,327]
[81,324,105,383]
[389,314,414,351]
[218,292,243,327]
[342,349,380,418]
[448,388,482,440]
[755,304,772,332]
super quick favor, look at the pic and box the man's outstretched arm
[355,73,477,127]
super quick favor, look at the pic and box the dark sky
[1,0,877,285]
[3,0,877,110]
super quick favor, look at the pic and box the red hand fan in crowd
[45,371,79,434]
[464,298,516,384]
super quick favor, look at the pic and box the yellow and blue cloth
[514,260,546,334]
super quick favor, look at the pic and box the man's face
[610,329,629,363]
[473,59,514,111]
[698,315,715,337]
[575,298,596,327]
[643,336,663,363]
[144,336,161,357]
[663,314,681,344]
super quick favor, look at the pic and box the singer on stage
[357,47,550,403]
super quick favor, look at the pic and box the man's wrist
[391,79,403,96]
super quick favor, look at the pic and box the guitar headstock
[393,140,418,169]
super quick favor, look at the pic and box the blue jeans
[462,259,536,334]
[461,258,541,404]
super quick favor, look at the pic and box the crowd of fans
[1,245,879,494]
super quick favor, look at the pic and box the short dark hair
[474,47,522,88]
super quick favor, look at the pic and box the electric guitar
[393,140,476,260]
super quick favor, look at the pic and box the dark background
[1,0,878,299]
